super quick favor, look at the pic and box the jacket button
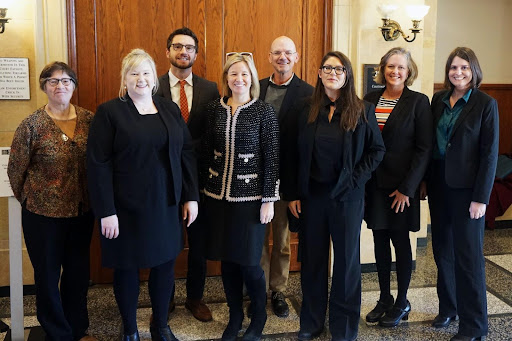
[209,174,213,178]
[245,179,250,183]
[244,158,249,162]
[214,156,218,160]
[447,143,451,148]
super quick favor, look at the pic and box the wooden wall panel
[69,0,332,283]
[434,83,512,154]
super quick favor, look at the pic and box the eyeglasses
[270,50,297,57]
[225,52,253,62]
[169,43,197,53]
[45,78,75,87]
[321,65,346,75]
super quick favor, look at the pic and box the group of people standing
[7,25,498,341]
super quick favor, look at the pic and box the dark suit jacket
[259,75,314,199]
[364,86,433,198]
[286,100,385,202]
[155,72,220,140]
[87,96,199,219]
[430,88,499,204]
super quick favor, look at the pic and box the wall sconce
[377,4,430,43]
[0,7,10,34]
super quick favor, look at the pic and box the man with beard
[156,27,219,323]
[257,36,314,318]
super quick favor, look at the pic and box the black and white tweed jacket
[201,97,280,202]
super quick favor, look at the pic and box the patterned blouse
[8,106,94,218]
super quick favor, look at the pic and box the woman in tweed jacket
[201,53,279,341]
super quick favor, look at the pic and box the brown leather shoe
[79,336,98,341]
[185,298,213,322]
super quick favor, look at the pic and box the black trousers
[22,207,94,341]
[428,160,488,338]
[113,259,176,334]
[300,183,363,341]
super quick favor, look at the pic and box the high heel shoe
[365,295,394,322]
[379,300,411,327]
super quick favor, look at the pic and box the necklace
[133,100,155,114]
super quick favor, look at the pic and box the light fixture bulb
[377,4,398,19]
[405,5,430,20]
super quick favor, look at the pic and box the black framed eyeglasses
[170,43,197,53]
[321,65,346,75]
[45,78,75,87]
[225,52,253,62]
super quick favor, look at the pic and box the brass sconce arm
[0,8,10,34]
[380,18,421,43]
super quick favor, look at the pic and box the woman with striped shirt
[363,47,433,327]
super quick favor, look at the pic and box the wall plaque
[0,58,30,100]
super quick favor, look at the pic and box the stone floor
[1,228,511,340]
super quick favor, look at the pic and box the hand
[288,200,301,219]
[389,190,410,213]
[469,201,486,220]
[183,201,199,227]
[101,214,119,239]
[260,202,274,224]
[419,181,427,200]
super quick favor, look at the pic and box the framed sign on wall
[0,58,30,100]
[363,64,384,96]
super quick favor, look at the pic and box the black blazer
[87,96,199,219]
[364,86,433,198]
[286,100,385,202]
[430,88,499,204]
[259,75,314,198]
[155,73,220,140]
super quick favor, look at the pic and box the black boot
[221,263,244,341]
[242,272,267,341]
[150,325,179,341]
[120,331,140,341]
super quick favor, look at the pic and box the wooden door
[67,0,332,283]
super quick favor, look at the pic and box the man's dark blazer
[364,86,433,198]
[156,72,220,140]
[259,75,314,199]
[286,100,385,202]
[430,88,499,204]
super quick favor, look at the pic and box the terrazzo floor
[1,228,511,340]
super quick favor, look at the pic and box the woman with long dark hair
[287,51,385,341]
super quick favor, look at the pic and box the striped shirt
[375,96,399,131]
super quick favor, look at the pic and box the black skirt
[203,197,266,266]
[364,178,420,232]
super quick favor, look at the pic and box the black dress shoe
[365,296,394,322]
[271,291,289,318]
[432,314,458,328]
[150,325,178,341]
[379,300,411,327]
[120,331,140,341]
[450,334,481,341]
[297,329,323,341]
